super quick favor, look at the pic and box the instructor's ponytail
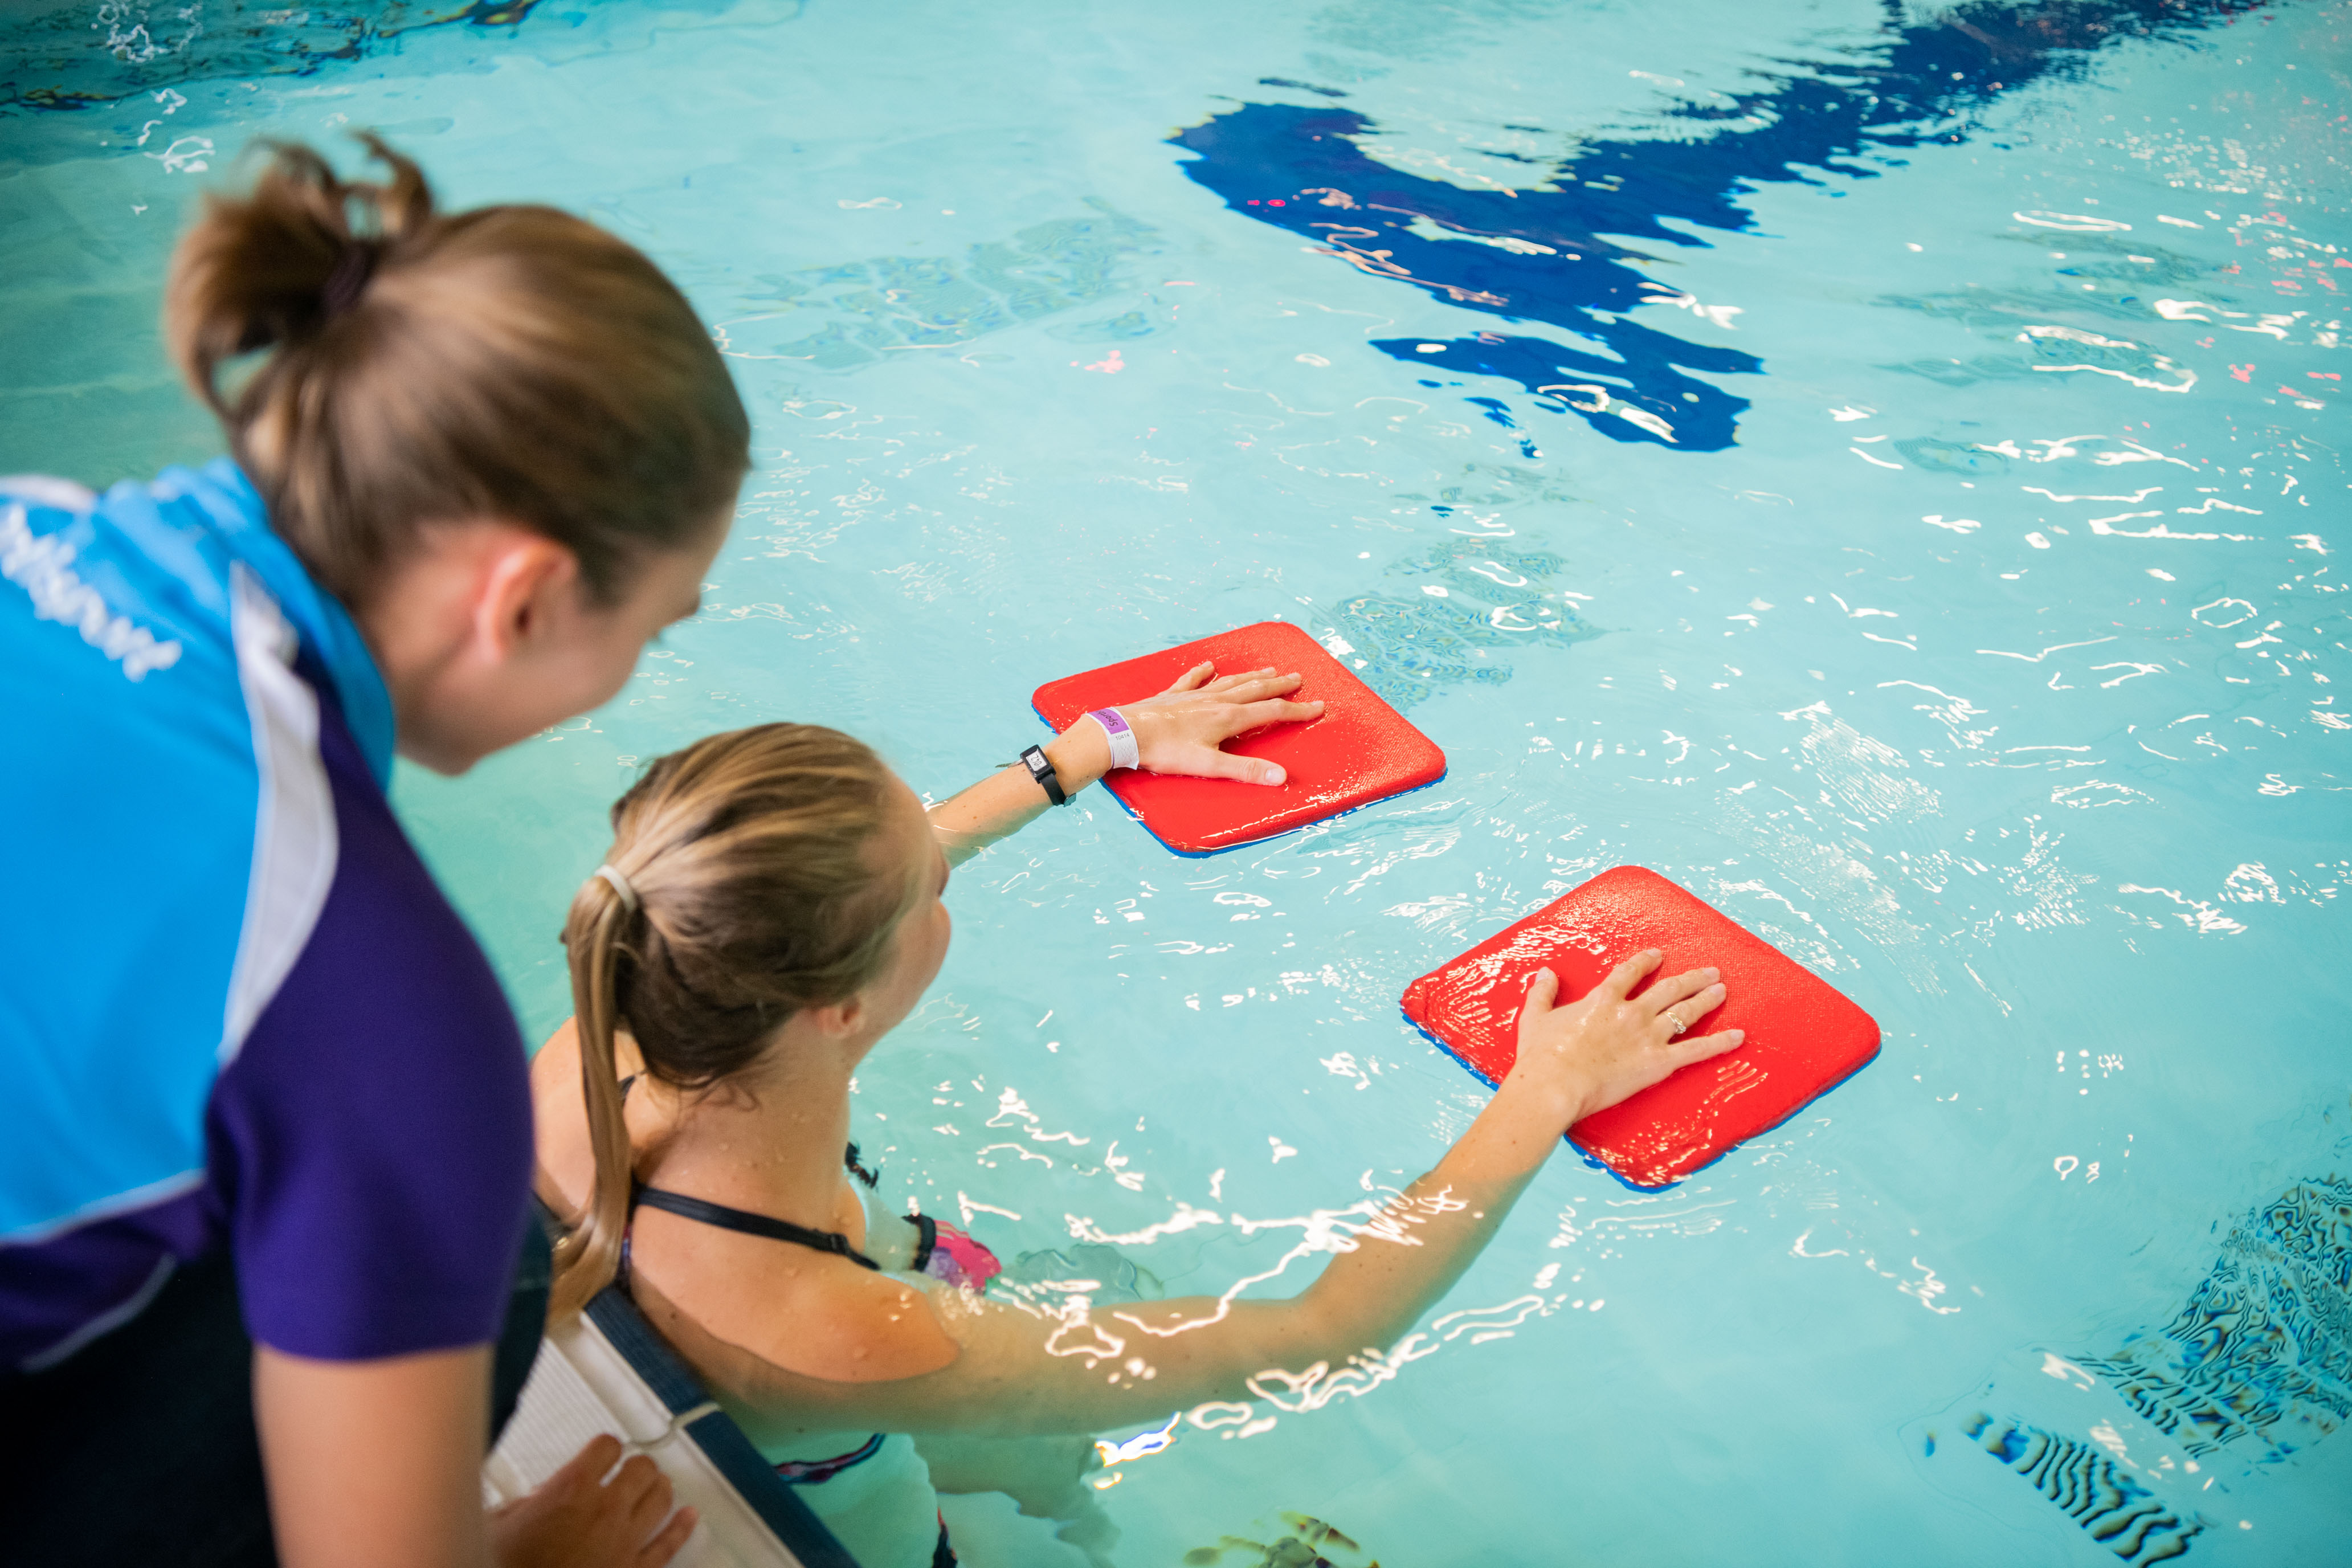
[165,133,748,610]
[549,724,919,1321]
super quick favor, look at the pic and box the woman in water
[533,720,1742,1566]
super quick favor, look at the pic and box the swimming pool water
[5,1,2348,1561]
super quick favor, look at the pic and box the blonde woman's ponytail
[546,723,917,1318]
[549,870,639,1322]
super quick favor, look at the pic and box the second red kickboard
[1400,867,1880,1189]
[1031,621,1446,855]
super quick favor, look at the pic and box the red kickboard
[1401,866,1880,1189]
[1031,621,1446,855]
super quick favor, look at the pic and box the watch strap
[1019,744,1069,806]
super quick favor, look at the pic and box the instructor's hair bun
[165,134,748,607]
[170,134,424,362]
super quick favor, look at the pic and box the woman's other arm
[928,663,1322,865]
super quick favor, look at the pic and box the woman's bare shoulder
[532,1018,646,1099]
[530,1019,588,1209]
[532,1020,583,1103]
[635,1258,963,1398]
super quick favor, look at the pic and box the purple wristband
[1088,708,1140,771]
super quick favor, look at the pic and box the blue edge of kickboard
[1400,1010,1882,1195]
[1028,702,1448,859]
[581,1285,863,1568]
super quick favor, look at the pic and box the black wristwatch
[1019,744,1070,806]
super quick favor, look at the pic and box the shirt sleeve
[206,707,533,1362]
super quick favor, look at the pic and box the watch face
[1022,745,1065,802]
[1403,865,1881,1190]
[1033,620,1446,854]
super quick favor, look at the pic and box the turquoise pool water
[5,1,2349,1561]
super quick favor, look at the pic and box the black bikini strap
[614,1076,882,1270]
[629,1180,881,1271]
[906,1212,940,1275]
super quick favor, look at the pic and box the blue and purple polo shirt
[0,460,533,1371]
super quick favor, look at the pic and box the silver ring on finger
[1659,1007,1687,1037]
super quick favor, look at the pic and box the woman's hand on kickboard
[1506,950,1744,1129]
[1114,662,1323,786]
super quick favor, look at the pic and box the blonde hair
[165,133,748,607]
[551,724,918,1320]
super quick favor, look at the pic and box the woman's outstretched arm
[928,663,1322,865]
[664,952,1745,1439]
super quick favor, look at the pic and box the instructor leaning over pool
[0,136,750,1567]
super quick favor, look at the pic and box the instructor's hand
[1110,662,1323,785]
[1505,950,1744,1128]
[490,1435,696,1568]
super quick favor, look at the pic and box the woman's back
[533,1020,959,1400]
[533,1020,961,1568]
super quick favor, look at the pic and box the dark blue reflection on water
[1169,0,2276,453]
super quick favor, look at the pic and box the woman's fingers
[1595,949,1663,1001]
[1195,664,1279,696]
[1200,668,1297,701]
[1161,660,1216,695]
[1605,1023,1745,1109]
[1643,966,1718,1012]
[1672,1026,1746,1069]
[1644,967,1723,1032]
[1227,696,1324,734]
[1518,966,1561,1026]
[1194,748,1285,786]
[1656,982,1728,1034]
